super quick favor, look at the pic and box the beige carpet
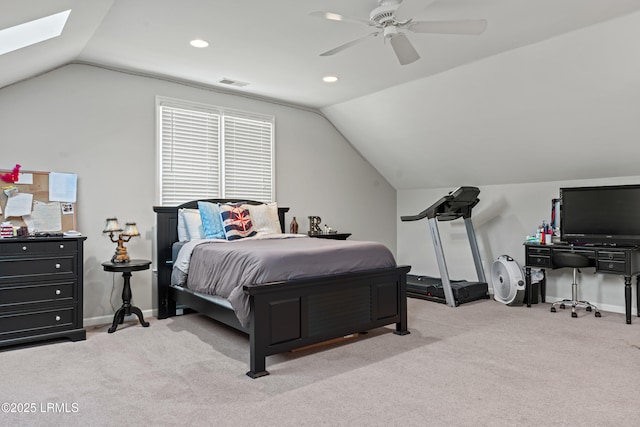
[2,298,639,426]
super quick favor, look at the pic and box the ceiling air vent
[218,78,249,88]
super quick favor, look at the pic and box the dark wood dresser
[0,236,86,347]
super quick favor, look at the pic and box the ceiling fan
[310,0,487,65]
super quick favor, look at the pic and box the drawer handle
[55,263,61,269]
[22,246,28,251]
[55,316,61,321]
[55,289,61,295]
[59,244,64,249]
[609,263,614,269]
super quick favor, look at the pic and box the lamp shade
[103,218,122,233]
[123,222,140,237]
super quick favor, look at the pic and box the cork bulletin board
[0,170,77,233]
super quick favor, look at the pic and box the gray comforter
[174,235,396,327]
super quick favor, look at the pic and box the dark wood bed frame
[153,199,410,378]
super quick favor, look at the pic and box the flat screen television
[560,184,640,246]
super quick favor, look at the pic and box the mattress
[172,235,396,326]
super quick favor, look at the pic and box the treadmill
[401,186,489,307]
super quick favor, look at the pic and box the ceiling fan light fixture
[322,75,338,83]
[312,0,486,66]
[383,25,399,39]
[189,39,209,48]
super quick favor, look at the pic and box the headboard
[152,199,289,319]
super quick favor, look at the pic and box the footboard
[245,265,411,378]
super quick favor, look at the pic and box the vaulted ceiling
[3,0,640,189]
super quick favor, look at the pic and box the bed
[153,199,410,378]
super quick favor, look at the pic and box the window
[157,97,274,205]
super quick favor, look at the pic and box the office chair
[550,252,601,318]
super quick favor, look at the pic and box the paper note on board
[15,173,33,184]
[49,172,77,203]
[31,200,62,232]
[4,192,33,217]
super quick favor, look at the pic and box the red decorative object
[0,164,21,183]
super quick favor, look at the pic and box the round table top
[102,259,151,272]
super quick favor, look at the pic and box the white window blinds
[158,98,274,205]
[223,114,274,202]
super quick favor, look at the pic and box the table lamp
[103,218,140,263]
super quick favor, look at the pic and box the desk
[524,243,640,324]
[102,259,151,333]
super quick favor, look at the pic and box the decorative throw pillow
[180,208,205,240]
[219,203,257,240]
[197,201,225,239]
[245,202,281,235]
[177,209,190,241]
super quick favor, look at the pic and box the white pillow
[245,202,281,235]
[177,209,189,241]
[178,208,204,240]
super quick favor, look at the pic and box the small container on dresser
[0,236,87,348]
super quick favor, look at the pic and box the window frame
[156,96,275,206]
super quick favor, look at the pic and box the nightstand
[102,259,151,333]
[308,233,351,240]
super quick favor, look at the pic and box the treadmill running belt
[406,275,489,306]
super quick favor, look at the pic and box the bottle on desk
[290,217,299,234]
[539,221,547,244]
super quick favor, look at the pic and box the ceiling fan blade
[320,32,380,56]
[389,33,420,65]
[309,11,371,26]
[408,19,488,35]
[394,0,437,22]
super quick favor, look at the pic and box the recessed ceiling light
[0,9,71,56]
[323,76,339,83]
[190,39,209,48]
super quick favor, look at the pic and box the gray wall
[398,176,640,315]
[0,63,396,326]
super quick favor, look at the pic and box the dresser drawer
[527,246,551,256]
[1,240,77,255]
[526,254,552,268]
[0,255,76,279]
[0,282,74,308]
[598,251,627,261]
[0,306,75,336]
[597,260,627,274]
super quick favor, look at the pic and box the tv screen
[560,184,640,246]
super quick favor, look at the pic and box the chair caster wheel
[571,312,577,318]
[550,307,556,313]
[595,312,601,318]
[560,303,566,309]
[586,306,592,312]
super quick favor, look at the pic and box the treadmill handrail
[401,209,429,222]
[401,186,481,222]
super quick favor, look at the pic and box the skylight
[0,9,71,56]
